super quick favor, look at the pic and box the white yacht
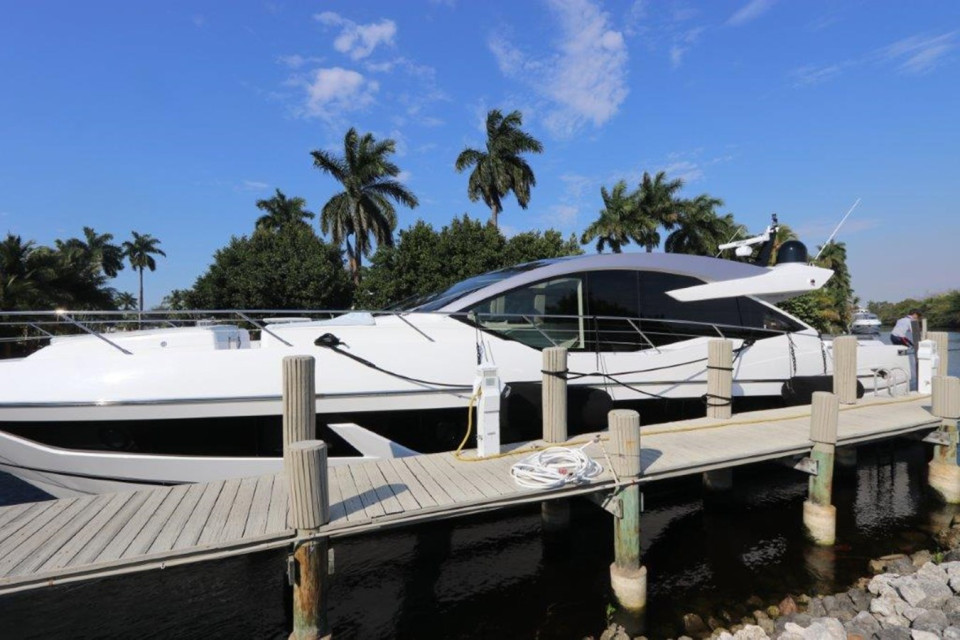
[850,308,882,335]
[0,243,910,497]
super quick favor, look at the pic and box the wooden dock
[0,391,942,596]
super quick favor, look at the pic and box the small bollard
[929,376,960,504]
[608,409,646,611]
[832,336,858,405]
[804,392,838,545]
[706,339,733,420]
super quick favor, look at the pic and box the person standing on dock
[890,309,921,347]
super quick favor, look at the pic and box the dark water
[2,332,959,639]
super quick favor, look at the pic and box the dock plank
[326,467,348,524]
[0,496,97,577]
[67,490,152,567]
[0,501,55,548]
[148,482,208,555]
[38,492,135,572]
[402,456,459,505]
[333,465,367,522]
[348,463,387,520]
[197,478,242,545]
[265,473,289,533]
[357,461,404,516]
[173,480,225,550]
[122,484,190,559]
[384,457,438,510]
[94,488,172,563]
[242,475,275,538]
[0,503,33,532]
[415,454,484,502]
[220,476,259,543]
[373,459,421,512]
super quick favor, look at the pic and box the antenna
[814,198,861,260]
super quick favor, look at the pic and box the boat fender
[781,375,863,406]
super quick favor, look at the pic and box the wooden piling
[804,391,838,545]
[608,409,646,611]
[832,336,858,405]
[706,339,733,420]
[542,347,568,443]
[283,355,316,462]
[929,376,960,504]
[287,440,331,640]
[929,332,950,377]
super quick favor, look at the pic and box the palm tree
[312,128,418,285]
[254,189,315,232]
[122,232,166,313]
[664,194,731,255]
[0,234,41,310]
[455,109,543,228]
[114,291,138,311]
[634,171,685,252]
[580,181,637,253]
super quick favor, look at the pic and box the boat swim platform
[0,392,942,595]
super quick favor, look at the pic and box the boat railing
[0,308,801,357]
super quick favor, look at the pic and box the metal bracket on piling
[286,554,298,586]
[792,456,819,476]
[585,489,644,519]
[923,430,953,446]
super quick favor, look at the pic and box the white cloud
[489,0,629,137]
[237,180,269,192]
[660,160,703,183]
[790,63,843,87]
[277,54,325,69]
[315,12,397,60]
[727,0,776,27]
[546,204,579,228]
[669,27,705,68]
[878,31,957,75]
[291,67,378,121]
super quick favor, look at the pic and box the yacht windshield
[393,258,569,312]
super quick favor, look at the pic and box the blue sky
[1,1,958,307]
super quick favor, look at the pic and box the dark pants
[890,334,911,347]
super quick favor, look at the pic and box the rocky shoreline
[594,517,960,640]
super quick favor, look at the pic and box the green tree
[455,109,543,229]
[580,180,637,253]
[114,291,138,311]
[664,194,732,256]
[358,215,580,309]
[170,225,353,310]
[122,232,166,313]
[635,171,685,252]
[311,128,418,285]
[0,235,43,310]
[255,189,315,232]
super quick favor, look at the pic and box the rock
[936,527,960,550]
[942,561,960,577]
[911,550,934,566]
[745,595,764,609]
[739,616,756,627]
[950,514,960,527]
[918,576,954,598]
[792,613,813,628]
[889,558,919,575]
[916,595,948,609]
[894,577,933,606]
[911,631,940,640]
[717,632,734,640]
[899,605,925,622]
[944,596,960,614]
[806,599,827,617]
[779,596,798,616]
[847,588,873,612]
[831,593,853,610]
[843,629,867,640]
[833,609,854,624]
[757,617,775,637]
[683,613,710,638]
[599,624,629,640]
[951,576,960,593]
[917,561,948,583]
[871,598,898,617]
[753,610,767,621]
[876,627,911,639]
[731,625,767,640]
[708,616,725,631]
[944,627,960,640]
[949,611,960,628]
[878,613,909,629]
[946,550,960,563]
[766,606,781,619]
[851,611,881,634]
[869,574,897,595]
[912,610,949,634]
[809,617,846,639]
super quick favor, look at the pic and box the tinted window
[466,275,586,349]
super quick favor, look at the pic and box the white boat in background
[0,235,911,497]
[850,308,882,335]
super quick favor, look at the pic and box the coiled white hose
[510,444,603,490]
